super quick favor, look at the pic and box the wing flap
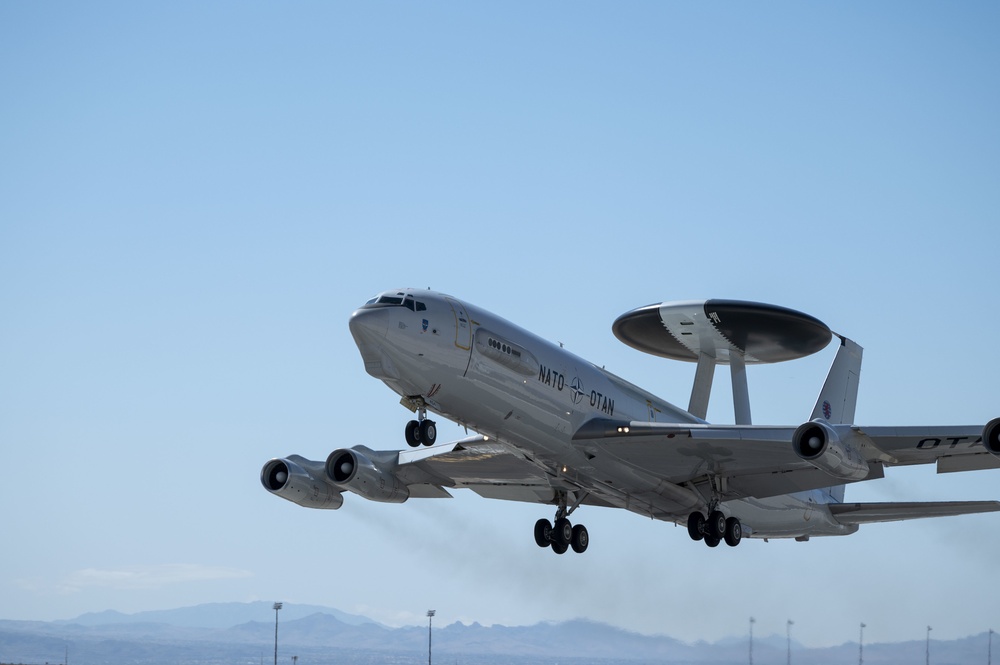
[829,501,1000,525]
[395,436,555,491]
[406,484,454,499]
[728,463,884,500]
[467,484,556,504]
[937,453,1000,474]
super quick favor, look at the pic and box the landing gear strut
[687,509,742,548]
[533,492,589,554]
[404,400,437,447]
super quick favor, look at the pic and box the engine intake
[325,447,409,503]
[260,457,344,510]
[984,418,1000,457]
[792,420,870,481]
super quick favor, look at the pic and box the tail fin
[811,335,863,504]
[811,335,863,425]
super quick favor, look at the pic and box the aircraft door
[445,297,473,351]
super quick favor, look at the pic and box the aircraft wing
[828,501,1000,524]
[571,419,837,500]
[262,435,620,512]
[393,435,617,507]
[265,420,998,515]
[571,418,1000,502]
[850,425,1000,473]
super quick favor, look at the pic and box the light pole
[859,623,866,665]
[926,625,932,665]
[989,628,994,665]
[273,602,282,665]
[749,617,755,665]
[786,620,794,665]
[427,609,436,665]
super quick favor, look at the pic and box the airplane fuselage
[349,289,856,540]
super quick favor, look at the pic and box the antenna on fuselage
[611,299,833,425]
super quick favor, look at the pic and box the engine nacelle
[792,420,870,481]
[326,447,409,504]
[984,418,1000,457]
[261,457,344,510]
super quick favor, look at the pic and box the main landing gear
[533,492,588,554]
[404,401,437,447]
[534,517,589,554]
[687,510,742,548]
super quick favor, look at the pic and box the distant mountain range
[0,602,991,665]
[56,601,381,630]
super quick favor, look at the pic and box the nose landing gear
[405,419,437,447]
[403,400,437,447]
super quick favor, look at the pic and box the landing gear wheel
[552,518,573,547]
[551,540,568,555]
[533,519,552,548]
[708,510,727,540]
[724,517,743,547]
[419,419,437,446]
[404,420,421,447]
[687,512,705,541]
[704,536,721,548]
[571,524,589,553]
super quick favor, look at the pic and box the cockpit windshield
[362,292,427,311]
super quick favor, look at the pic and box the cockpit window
[402,296,428,311]
[362,292,426,310]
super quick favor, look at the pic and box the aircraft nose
[349,306,389,343]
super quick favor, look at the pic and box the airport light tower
[273,602,282,665]
[786,620,793,665]
[859,623,866,665]
[749,617,755,665]
[926,625,932,665]
[427,609,436,665]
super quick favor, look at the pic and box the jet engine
[792,420,870,481]
[325,447,409,503]
[260,457,344,510]
[984,418,1000,457]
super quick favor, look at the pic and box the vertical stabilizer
[811,336,862,505]
[811,336,863,425]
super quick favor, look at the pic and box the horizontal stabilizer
[829,501,1000,525]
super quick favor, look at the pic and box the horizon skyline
[21,599,1000,651]
[5,600,997,665]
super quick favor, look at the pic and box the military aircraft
[262,289,1000,553]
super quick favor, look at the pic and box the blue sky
[2,1,999,649]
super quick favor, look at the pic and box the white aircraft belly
[724,493,857,539]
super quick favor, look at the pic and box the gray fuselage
[349,289,855,539]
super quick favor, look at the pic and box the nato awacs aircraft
[262,289,1000,553]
